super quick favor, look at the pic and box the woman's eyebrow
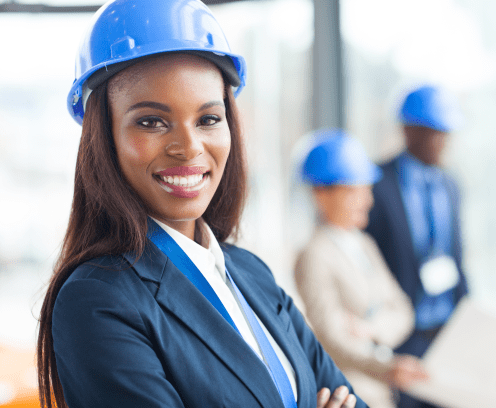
[126,101,171,113]
[126,100,224,113]
[198,101,224,111]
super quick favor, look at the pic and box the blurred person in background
[36,1,368,407]
[365,86,469,408]
[294,130,428,408]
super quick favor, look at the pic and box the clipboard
[406,297,496,408]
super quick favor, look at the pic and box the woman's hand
[347,314,374,339]
[387,355,429,390]
[317,386,357,408]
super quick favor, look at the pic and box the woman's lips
[155,167,207,198]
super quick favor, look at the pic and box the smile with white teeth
[159,173,204,187]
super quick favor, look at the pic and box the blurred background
[1,0,496,405]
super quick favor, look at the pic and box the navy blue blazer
[52,241,368,408]
[366,157,468,347]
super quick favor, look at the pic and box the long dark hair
[37,78,247,408]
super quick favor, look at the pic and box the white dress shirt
[152,219,297,400]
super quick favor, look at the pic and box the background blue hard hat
[68,0,247,125]
[399,85,463,132]
[301,129,382,186]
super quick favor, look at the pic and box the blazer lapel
[225,253,313,408]
[383,159,418,269]
[125,242,284,408]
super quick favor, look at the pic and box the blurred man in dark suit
[366,85,469,408]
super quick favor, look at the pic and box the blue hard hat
[301,129,382,186]
[68,0,247,124]
[399,85,463,132]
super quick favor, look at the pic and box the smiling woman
[36,1,368,408]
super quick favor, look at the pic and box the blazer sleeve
[278,276,369,408]
[446,176,470,300]
[294,242,394,378]
[52,278,186,408]
[360,233,415,347]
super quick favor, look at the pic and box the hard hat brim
[86,50,241,91]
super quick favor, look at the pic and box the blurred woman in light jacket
[294,130,428,408]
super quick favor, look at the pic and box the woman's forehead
[108,53,224,96]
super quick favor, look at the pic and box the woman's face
[313,185,374,230]
[108,54,231,238]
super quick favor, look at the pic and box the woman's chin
[355,216,369,230]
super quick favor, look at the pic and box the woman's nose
[165,125,203,160]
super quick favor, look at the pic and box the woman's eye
[198,115,220,127]
[137,117,165,128]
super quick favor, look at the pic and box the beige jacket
[295,226,414,408]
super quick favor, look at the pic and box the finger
[317,387,331,408]
[343,394,357,408]
[404,359,429,380]
[413,370,430,381]
[326,386,349,407]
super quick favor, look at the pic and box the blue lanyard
[225,271,297,408]
[146,219,296,408]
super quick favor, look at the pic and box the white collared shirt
[152,219,297,400]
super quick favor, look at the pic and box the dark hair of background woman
[37,77,248,408]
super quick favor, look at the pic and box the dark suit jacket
[52,241,368,408]
[366,156,468,355]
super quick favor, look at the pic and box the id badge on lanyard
[419,254,460,296]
